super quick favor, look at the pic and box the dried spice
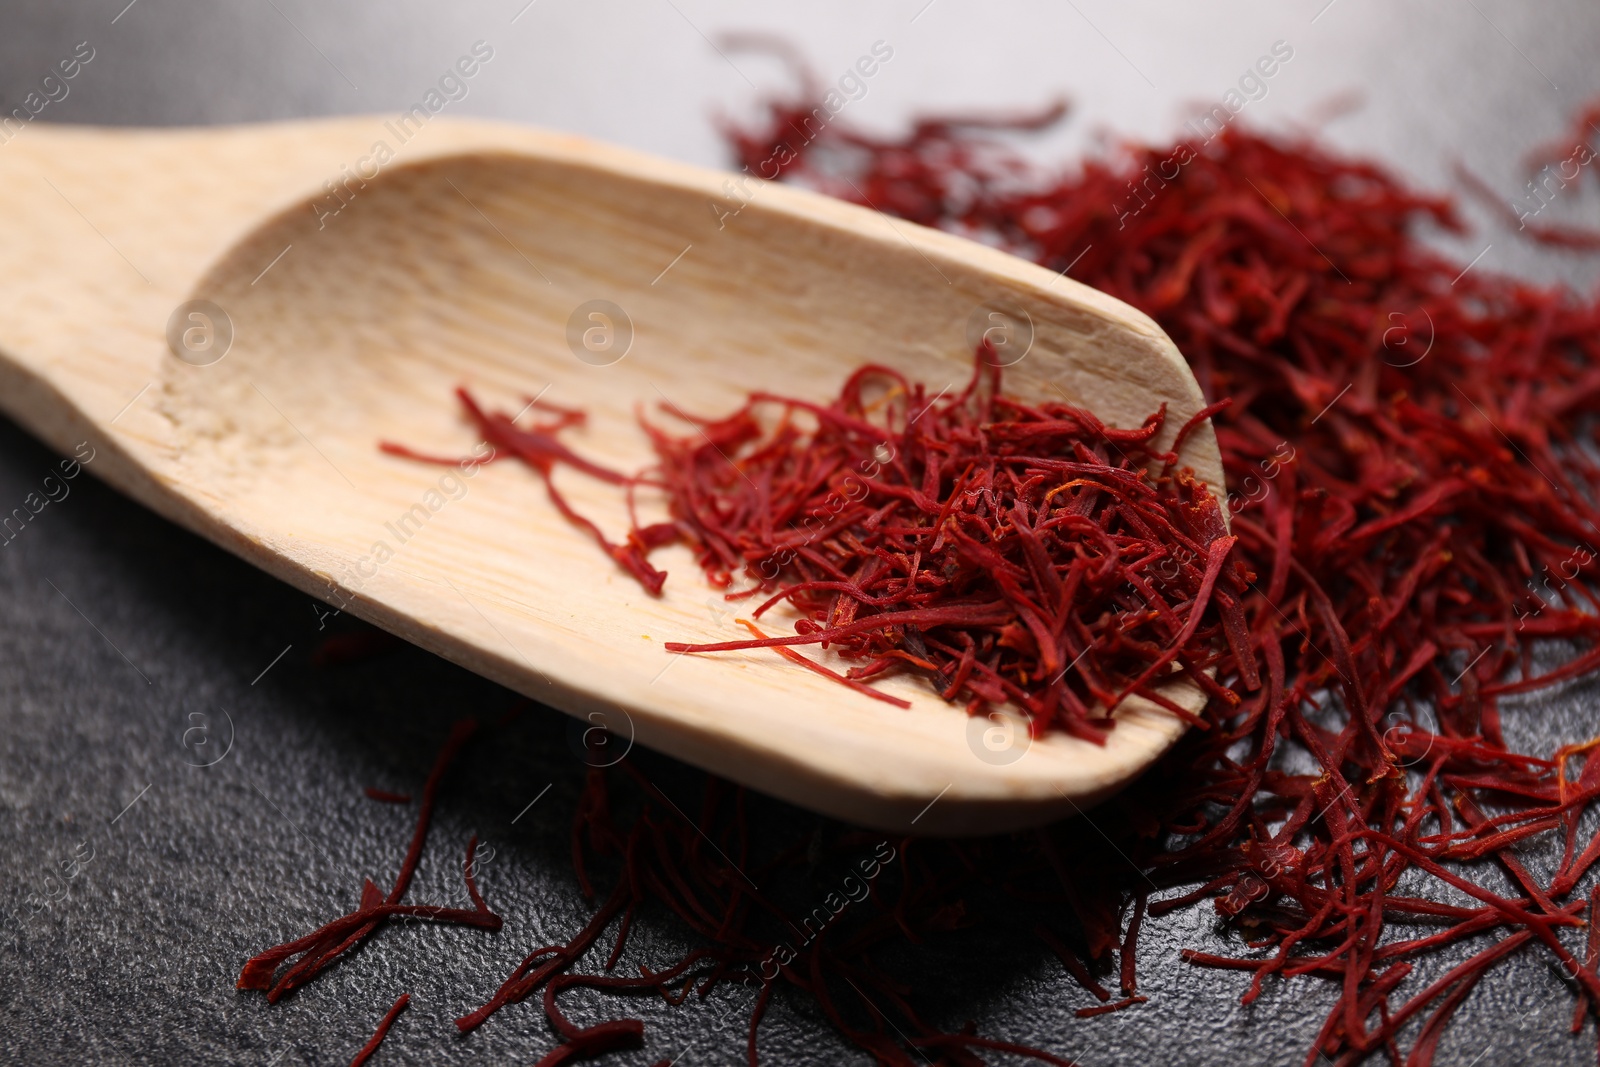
[406,351,1241,738]
[376,65,1600,1067]
[651,351,1244,738]
[459,760,1079,1066]
[714,74,1600,1063]
[381,392,668,596]
[238,721,498,1049]
[349,992,411,1067]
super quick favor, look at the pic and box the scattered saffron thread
[348,992,410,1067]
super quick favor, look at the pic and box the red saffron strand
[349,993,411,1067]
[238,720,499,1008]
[1075,995,1148,1019]
[734,618,912,709]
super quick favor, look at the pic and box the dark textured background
[5,2,1600,1065]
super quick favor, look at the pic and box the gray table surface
[4,2,1600,1064]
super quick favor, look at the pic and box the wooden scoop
[0,117,1222,833]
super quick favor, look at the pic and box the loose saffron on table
[337,70,1600,1067]
[349,992,411,1067]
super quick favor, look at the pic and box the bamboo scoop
[0,117,1223,834]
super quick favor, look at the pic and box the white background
[3,0,1599,286]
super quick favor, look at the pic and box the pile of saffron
[647,354,1244,737]
[342,80,1600,1067]
[388,353,1240,735]
[712,80,1600,1062]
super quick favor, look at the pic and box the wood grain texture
[0,116,1222,833]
